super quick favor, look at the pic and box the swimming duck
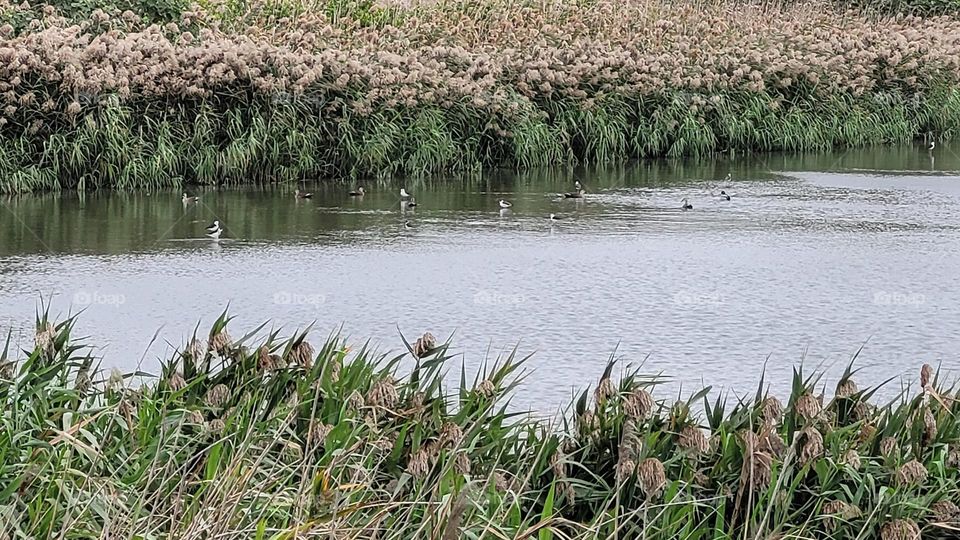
[549,213,562,220]
[404,220,415,229]
[720,190,731,201]
[348,186,365,196]
[499,199,512,209]
[681,198,693,210]
[406,197,417,208]
[400,188,412,199]
[295,189,313,199]
[574,180,582,191]
[206,220,221,233]
[562,189,585,199]
[182,193,199,204]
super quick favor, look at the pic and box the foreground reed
[2,311,959,538]
[1,0,960,192]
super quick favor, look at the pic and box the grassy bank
[0,0,959,192]
[2,311,959,538]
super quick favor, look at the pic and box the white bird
[499,199,512,209]
[404,220,415,229]
[206,225,223,239]
[400,188,412,199]
[549,213,562,220]
[929,140,936,151]
[348,186,365,196]
[574,180,582,191]
[206,220,220,233]
[724,173,732,182]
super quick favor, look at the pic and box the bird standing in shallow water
[499,199,512,209]
[400,188,412,199]
[929,140,936,151]
[348,186,365,196]
[295,189,312,199]
[206,220,223,239]
[549,213,562,220]
[681,198,693,210]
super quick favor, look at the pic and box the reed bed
[2,311,960,538]
[1,0,960,192]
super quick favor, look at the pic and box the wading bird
[206,221,223,239]
[406,197,417,208]
[549,213,562,220]
[348,186,365,196]
[400,188,412,199]
[499,199,512,209]
[182,193,199,204]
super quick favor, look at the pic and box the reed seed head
[35,322,55,356]
[0,361,13,380]
[624,388,654,420]
[930,500,960,523]
[843,449,862,470]
[186,410,204,424]
[347,389,364,411]
[760,429,787,458]
[880,436,898,458]
[799,426,824,465]
[209,330,233,356]
[206,418,226,434]
[760,396,783,425]
[678,425,709,455]
[476,379,496,399]
[880,518,920,540]
[922,407,937,445]
[257,346,281,372]
[795,392,821,421]
[822,500,861,532]
[454,452,471,475]
[920,363,934,389]
[594,376,617,406]
[439,422,463,448]
[167,371,186,392]
[859,423,878,444]
[407,443,433,478]
[309,420,332,445]
[185,338,206,360]
[895,459,928,487]
[948,445,960,468]
[836,378,858,399]
[615,456,636,484]
[204,384,230,409]
[290,340,314,369]
[366,376,399,409]
[412,332,436,358]
[329,358,341,383]
[637,457,666,498]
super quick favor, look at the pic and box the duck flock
[181,174,735,240]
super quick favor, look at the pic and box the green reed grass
[2,311,960,538]
[1,86,958,194]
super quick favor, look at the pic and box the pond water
[2,144,959,411]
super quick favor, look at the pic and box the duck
[724,173,732,182]
[406,197,417,208]
[404,220,415,229]
[681,198,693,210]
[574,180,582,191]
[562,189,585,199]
[400,188,412,199]
[498,199,512,209]
[549,213,562,221]
[348,186,365,196]
[295,189,313,199]
[206,220,221,233]
[182,193,199,204]
[720,190,731,201]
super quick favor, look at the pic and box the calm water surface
[2,145,959,410]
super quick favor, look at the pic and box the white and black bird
[348,186,365,196]
[719,190,730,201]
[206,220,223,239]
[549,213,562,221]
[182,193,199,204]
[498,199,512,209]
[400,188,412,199]
[681,198,693,210]
[562,189,585,199]
[404,220,415,229]
[406,197,417,208]
[574,180,582,191]
[929,140,936,151]
[295,189,313,199]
